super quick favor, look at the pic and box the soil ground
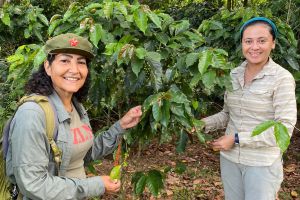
[93,129,300,200]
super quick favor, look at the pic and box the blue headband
[240,17,278,39]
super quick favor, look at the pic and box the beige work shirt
[202,58,297,166]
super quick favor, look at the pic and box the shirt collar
[232,57,277,77]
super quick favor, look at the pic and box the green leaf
[133,9,148,34]
[169,20,190,36]
[152,101,162,122]
[286,56,300,70]
[170,90,189,104]
[63,2,78,21]
[186,52,199,67]
[190,72,202,88]
[135,175,147,195]
[198,50,213,74]
[161,100,170,128]
[131,57,144,77]
[145,52,161,68]
[202,70,216,90]
[115,3,128,16]
[135,48,147,59]
[104,43,117,55]
[170,103,185,117]
[175,161,186,174]
[196,132,206,143]
[89,23,103,47]
[142,93,161,114]
[146,11,161,29]
[252,120,276,137]
[37,13,49,26]
[33,47,46,70]
[103,2,114,19]
[48,19,62,36]
[1,11,11,26]
[176,129,188,153]
[84,3,102,12]
[155,32,169,45]
[146,170,164,197]
[274,123,290,152]
[109,165,122,180]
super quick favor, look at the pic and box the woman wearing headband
[201,17,296,200]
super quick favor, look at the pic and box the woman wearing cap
[201,17,296,199]
[5,33,142,199]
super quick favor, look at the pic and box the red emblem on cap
[69,38,78,46]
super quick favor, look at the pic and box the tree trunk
[244,0,248,7]
[0,0,5,7]
[227,0,232,10]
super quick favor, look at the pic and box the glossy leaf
[135,48,147,59]
[274,123,290,152]
[190,72,202,88]
[161,100,171,128]
[133,9,148,34]
[146,170,164,197]
[131,57,144,77]
[170,103,185,117]
[198,50,213,74]
[1,11,11,26]
[135,175,147,195]
[186,52,199,67]
[33,47,46,70]
[103,2,114,19]
[152,101,162,122]
[202,70,216,90]
[89,24,103,47]
[48,19,62,36]
[146,11,162,29]
[252,120,276,136]
[110,165,121,180]
[37,13,49,26]
[115,3,128,16]
[63,2,78,21]
[176,129,188,153]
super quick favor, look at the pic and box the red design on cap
[69,38,79,46]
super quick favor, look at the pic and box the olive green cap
[44,33,94,59]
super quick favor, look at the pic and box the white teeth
[65,77,79,81]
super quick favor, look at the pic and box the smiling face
[242,23,275,68]
[44,53,88,98]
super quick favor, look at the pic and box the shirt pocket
[247,87,273,112]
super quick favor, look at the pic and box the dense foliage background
[0,0,299,197]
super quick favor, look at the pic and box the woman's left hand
[120,105,142,130]
[212,135,235,151]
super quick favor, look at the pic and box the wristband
[234,132,239,145]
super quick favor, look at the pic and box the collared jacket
[6,91,125,199]
[202,58,297,166]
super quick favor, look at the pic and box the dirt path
[96,131,300,200]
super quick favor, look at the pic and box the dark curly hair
[25,54,90,103]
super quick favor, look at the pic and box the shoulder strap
[18,95,62,168]
[19,95,56,140]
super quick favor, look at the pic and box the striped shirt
[202,58,297,166]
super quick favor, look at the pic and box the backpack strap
[18,95,62,170]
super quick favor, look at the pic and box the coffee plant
[0,0,299,197]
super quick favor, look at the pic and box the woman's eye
[258,39,266,44]
[60,59,69,63]
[78,61,87,65]
[244,40,252,45]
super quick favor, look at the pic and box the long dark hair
[25,54,90,103]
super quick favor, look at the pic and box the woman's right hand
[100,176,121,194]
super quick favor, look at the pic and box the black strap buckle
[10,184,19,200]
